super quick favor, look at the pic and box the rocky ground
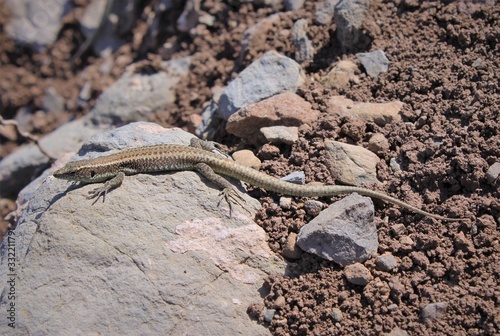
[0,0,499,335]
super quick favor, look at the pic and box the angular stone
[297,193,378,266]
[325,140,380,186]
[375,253,398,272]
[356,50,390,78]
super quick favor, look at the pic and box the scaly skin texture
[53,140,465,221]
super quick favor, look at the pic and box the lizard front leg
[190,138,229,157]
[86,172,125,205]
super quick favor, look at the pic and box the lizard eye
[90,170,96,178]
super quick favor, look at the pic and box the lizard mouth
[53,168,77,180]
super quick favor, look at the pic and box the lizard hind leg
[194,162,247,217]
[218,187,247,217]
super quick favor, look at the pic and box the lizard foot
[86,171,125,205]
[218,187,248,217]
[87,183,111,205]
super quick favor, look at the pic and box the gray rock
[344,263,372,286]
[218,51,305,119]
[281,171,306,185]
[485,162,500,184]
[314,0,339,25]
[89,57,191,125]
[263,309,276,323]
[42,87,65,114]
[356,50,390,78]
[78,81,93,109]
[331,307,343,322]
[177,0,200,32]
[80,0,108,32]
[325,140,380,186]
[5,0,73,51]
[292,19,314,62]
[375,253,398,271]
[80,0,139,56]
[79,0,119,56]
[389,157,402,172]
[260,126,299,144]
[0,124,283,335]
[284,0,305,11]
[421,302,448,324]
[387,304,399,312]
[297,193,378,266]
[304,200,323,217]
[334,0,373,52]
[199,13,215,26]
[195,99,221,140]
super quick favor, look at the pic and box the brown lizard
[53,139,465,221]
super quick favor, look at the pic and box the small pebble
[232,150,261,169]
[331,308,343,322]
[375,253,398,271]
[272,295,286,309]
[399,236,414,253]
[421,302,448,324]
[260,126,299,144]
[387,304,398,311]
[263,309,276,323]
[389,158,401,172]
[367,133,389,155]
[485,162,500,184]
[282,233,303,260]
[281,171,305,184]
[304,200,323,216]
[391,224,407,237]
[356,50,390,78]
[344,263,373,286]
[279,197,293,209]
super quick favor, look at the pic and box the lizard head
[53,160,113,183]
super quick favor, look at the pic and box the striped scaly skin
[53,140,465,221]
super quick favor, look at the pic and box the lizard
[53,138,465,222]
